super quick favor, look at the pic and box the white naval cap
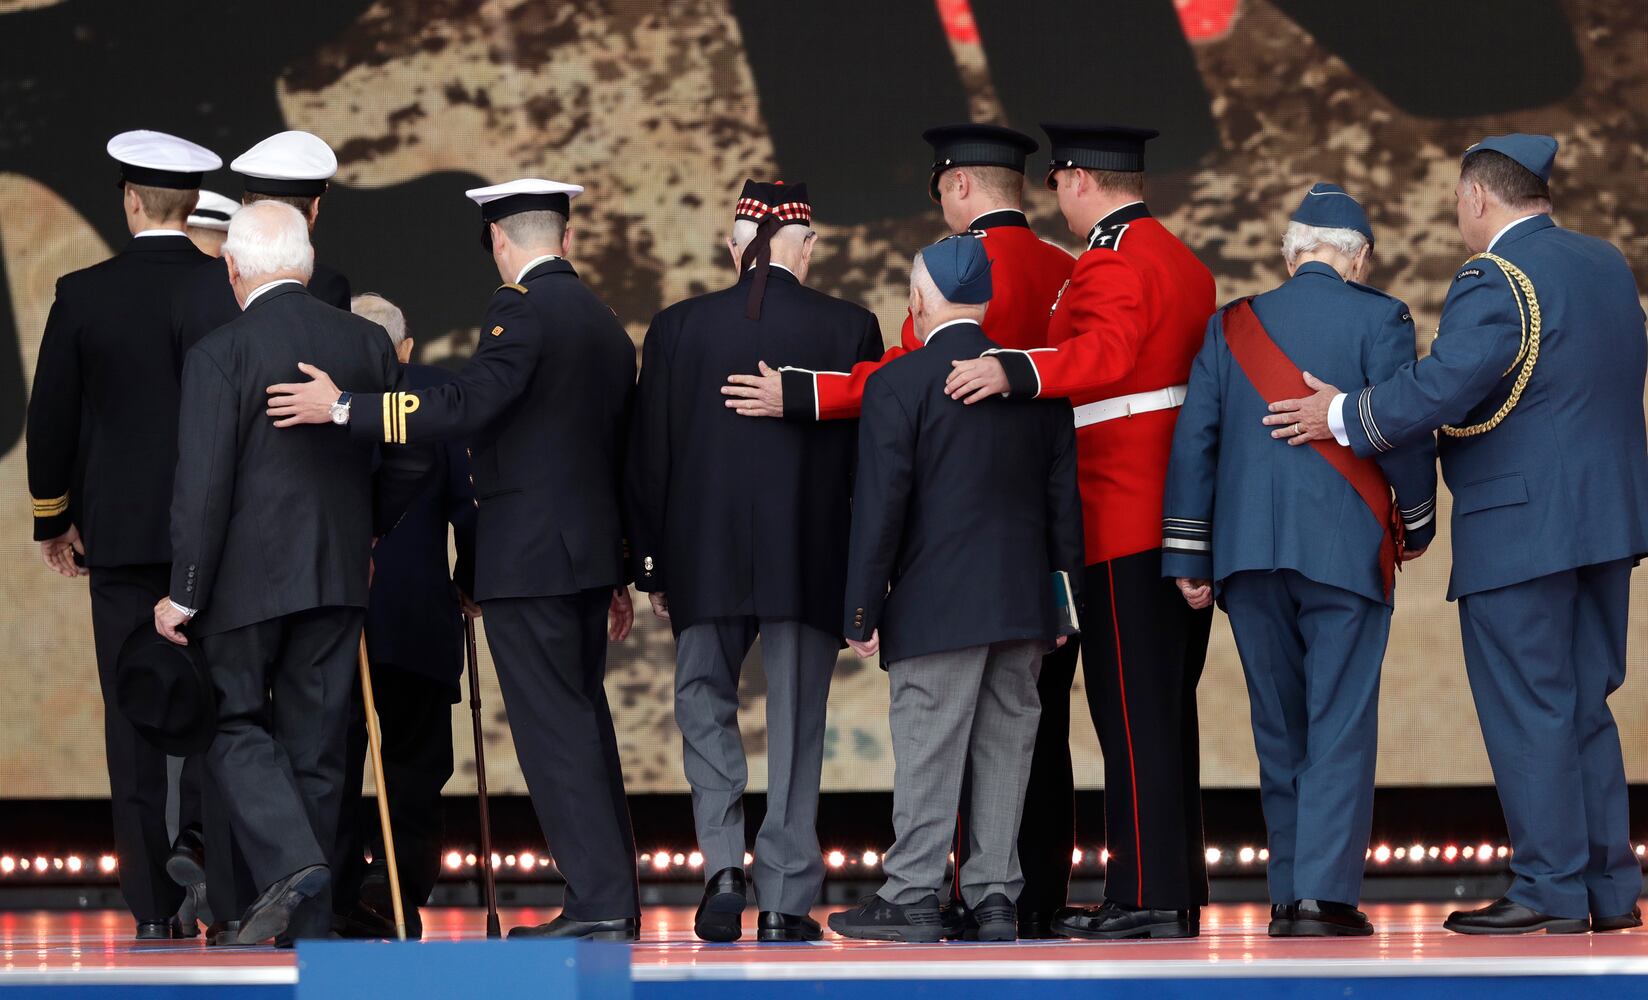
[186,190,241,232]
[466,178,584,221]
[107,130,221,190]
[231,130,337,197]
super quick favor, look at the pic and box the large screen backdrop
[2,0,1645,797]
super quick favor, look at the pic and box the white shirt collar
[1487,214,1542,252]
[134,228,187,239]
[921,317,978,344]
[515,254,562,284]
[244,278,302,308]
[743,261,797,277]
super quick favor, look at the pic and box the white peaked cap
[232,131,338,195]
[107,130,221,188]
[187,190,241,232]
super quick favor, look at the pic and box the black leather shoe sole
[165,852,207,888]
[1444,914,1589,936]
[757,923,822,943]
[238,866,330,945]
[1267,917,1295,937]
[1593,913,1643,933]
[1282,918,1374,937]
[1057,919,1198,941]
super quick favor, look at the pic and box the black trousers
[951,639,1079,916]
[1081,550,1212,909]
[482,589,639,920]
[199,606,364,933]
[334,662,456,931]
[87,563,184,923]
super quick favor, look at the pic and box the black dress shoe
[134,919,183,941]
[939,898,972,940]
[508,915,640,941]
[694,867,747,942]
[969,893,1017,942]
[237,865,331,945]
[1054,900,1199,940]
[333,900,398,940]
[758,911,822,942]
[1285,899,1374,937]
[1593,906,1643,933]
[1267,903,1296,937]
[1017,910,1061,940]
[1444,897,1589,936]
[206,920,245,947]
[828,894,945,943]
[165,840,207,888]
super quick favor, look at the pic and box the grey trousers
[880,640,1043,907]
[675,618,838,916]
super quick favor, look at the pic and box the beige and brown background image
[1,0,1644,797]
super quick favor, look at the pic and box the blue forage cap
[919,232,992,305]
[1291,182,1374,246]
[1463,133,1558,183]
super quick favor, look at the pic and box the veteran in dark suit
[154,201,431,946]
[1163,184,1437,937]
[26,130,220,940]
[1268,135,1648,935]
[265,178,642,941]
[332,294,477,940]
[829,235,1084,944]
[625,181,882,943]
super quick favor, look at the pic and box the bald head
[222,200,315,308]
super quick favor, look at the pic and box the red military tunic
[989,202,1215,565]
[778,210,1074,421]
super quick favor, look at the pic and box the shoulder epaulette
[496,282,528,294]
[1087,221,1130,252]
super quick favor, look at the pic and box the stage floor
[4,902,1647,997]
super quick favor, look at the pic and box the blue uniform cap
[919,233,992,305]
[1463,133,1558,183]
[1291,182,1374,246]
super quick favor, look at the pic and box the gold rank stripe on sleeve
[381,391,421,445]
[31,493,69,518]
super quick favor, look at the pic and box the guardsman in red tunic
[946,123,1217,940]
[721,123,1073,422]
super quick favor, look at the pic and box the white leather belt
[1072,384,1189,428]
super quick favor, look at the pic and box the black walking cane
[464,615,502,939]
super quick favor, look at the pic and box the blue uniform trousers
[1222,570,1389,906]
[1457,558,1641,920]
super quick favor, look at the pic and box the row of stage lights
[8,843,1648,882]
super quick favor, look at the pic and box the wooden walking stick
[465,615,502,939]
[357,634,409,941]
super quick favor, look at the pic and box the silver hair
[351,293,407,347]
[910,251,943,303]
[1281,221,1369,267]
[731,219,813,252]
[223,200,314,282]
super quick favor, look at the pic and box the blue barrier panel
[295,940,631,1000]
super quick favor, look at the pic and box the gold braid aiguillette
[1440,252,1541,438]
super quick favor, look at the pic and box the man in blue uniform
[1266,135,1648,934]
[1163,184,1436,937]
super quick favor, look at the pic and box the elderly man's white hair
[731,218,811,253]
[351,293,407,347]
[909,251,983,310]
[223,200,315,281]
[1281,221,1369,268]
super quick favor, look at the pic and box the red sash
[1222,299,1403,599]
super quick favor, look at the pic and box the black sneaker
[969,893,1016,942]
[828,894,945,942]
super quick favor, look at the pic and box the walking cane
[357,635,409,941]
[464,615,502,939]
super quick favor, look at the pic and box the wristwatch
[330,391,353,425]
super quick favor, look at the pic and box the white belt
[1072,384,1189,428]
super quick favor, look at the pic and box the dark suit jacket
[364,363,476,695]
[172,256,350,368]
[170,284,430,637]
[27,234,213,565]
[347,258,635,601]
[843,320,1084,664]
[625,267,883,635]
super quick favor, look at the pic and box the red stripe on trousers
[1107,561,1144,907]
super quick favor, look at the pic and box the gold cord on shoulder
[1439,252,1540,438]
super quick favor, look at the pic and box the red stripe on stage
[1107,561,1144,908]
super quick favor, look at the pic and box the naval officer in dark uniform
[1163,184,1437,937]
[1267,135,1648,935]
[154,201,432,946]
[625,181,882,943]
[265,178,643,941]
[332,293,477,940]
[26,129,220,940]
